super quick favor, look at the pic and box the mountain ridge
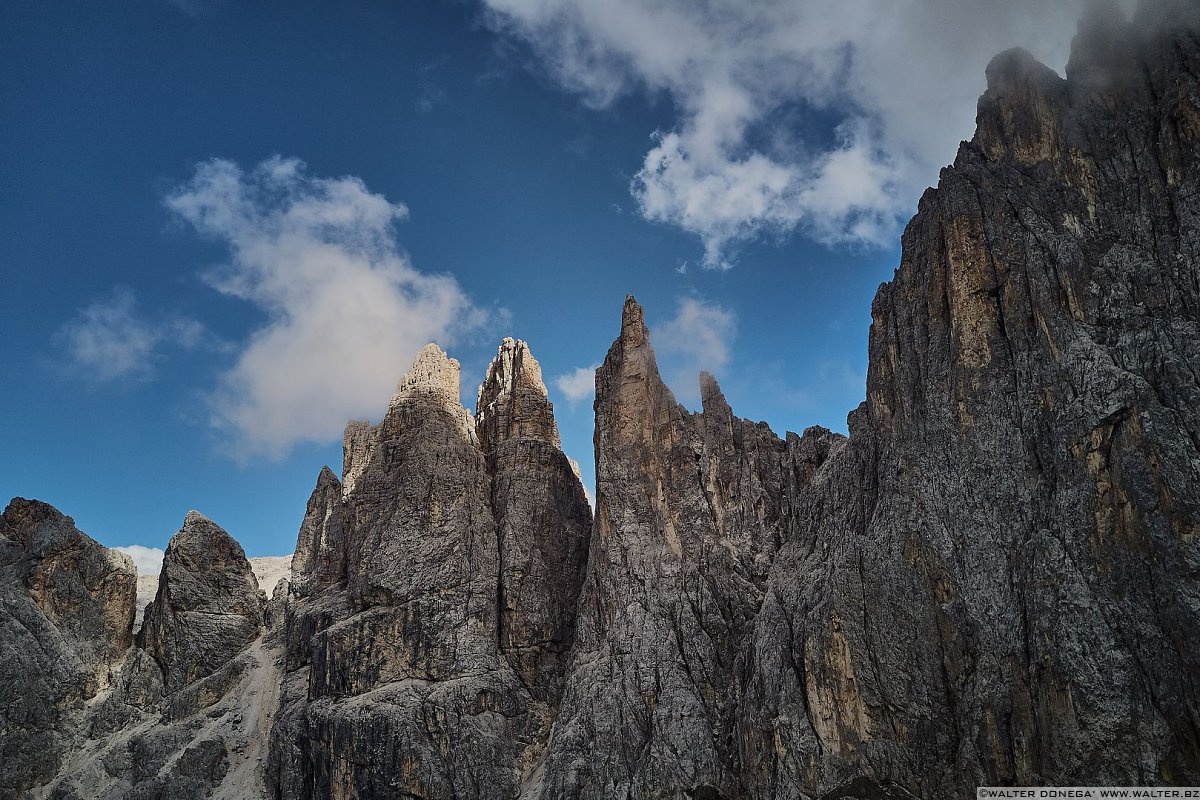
[2,2,1198,797]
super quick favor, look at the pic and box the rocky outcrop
[133,555,291,632]
[524,4,1200,797]
[269,339,592,800]
[139,511,266,693]
[526,297,816,800]
[0,502,283,800]
[52,512,280,800]
[0,499,137,797]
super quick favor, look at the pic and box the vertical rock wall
[4,4,1199,798]
[735,3,1200,796]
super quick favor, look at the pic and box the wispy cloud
[652,296,735,407]
[165,156,487,460]
[55,287,217,383]
[554,364,598,408]
[481,0,1086,266]
[113,544,165,574]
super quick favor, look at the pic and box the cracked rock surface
[267,339,592,800]
[1,504,281,800]
[3,3,1199,797]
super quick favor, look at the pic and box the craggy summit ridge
[2,2,1199,797]
[269,338,592,800]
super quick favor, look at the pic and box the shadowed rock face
[139,511,266,693]
[734,4,1200,796]
[0,504,284,800]
[526,4,1200,797]
[529,296,829,800]
[478,337,592,702]
[0,499,137,796]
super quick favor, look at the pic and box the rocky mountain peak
[976,47,1067,164]
[5,6,1199,798]
[0,498,137,684]
[289,465,344,598]
[476,335,560,450]
[1066,0,1138,86]
[619,292,648,346]
[138,511,265,692]
[183,508,213,527]
[392,342,462,402]
[0,499,137,795]
[596,294,678,446]
[387,342,476,444]
[698,369,731,418]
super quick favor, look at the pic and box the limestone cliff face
[0,504,282,800]
[527,297,823,800]
[734,4,1200,796]
[269,339,592,800]
[529,4,1200,797]
[478,337,592,702]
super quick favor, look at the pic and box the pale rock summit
[388,342,476,442]
[476,336,561,448]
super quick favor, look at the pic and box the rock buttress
[477,337,592,703]
[737,4,1200,796]
[139,510,266,693]
[0,498,137,796]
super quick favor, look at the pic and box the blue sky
[0,0,1088,563]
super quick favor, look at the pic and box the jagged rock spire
[340,419,377,497]
[289,466,344,598]
[476,336,560,450]
[391,343,463,404]
[595,295,680,449]
[138,511,264,692]
[387,342,476,443]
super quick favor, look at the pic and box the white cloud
[56,287,215,382]
[554,364,598,408]
[165,156,486,460]
[481,0,1088,265]
[113,544,165,575]
[652,297,735,406]
[57,288,158,381]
